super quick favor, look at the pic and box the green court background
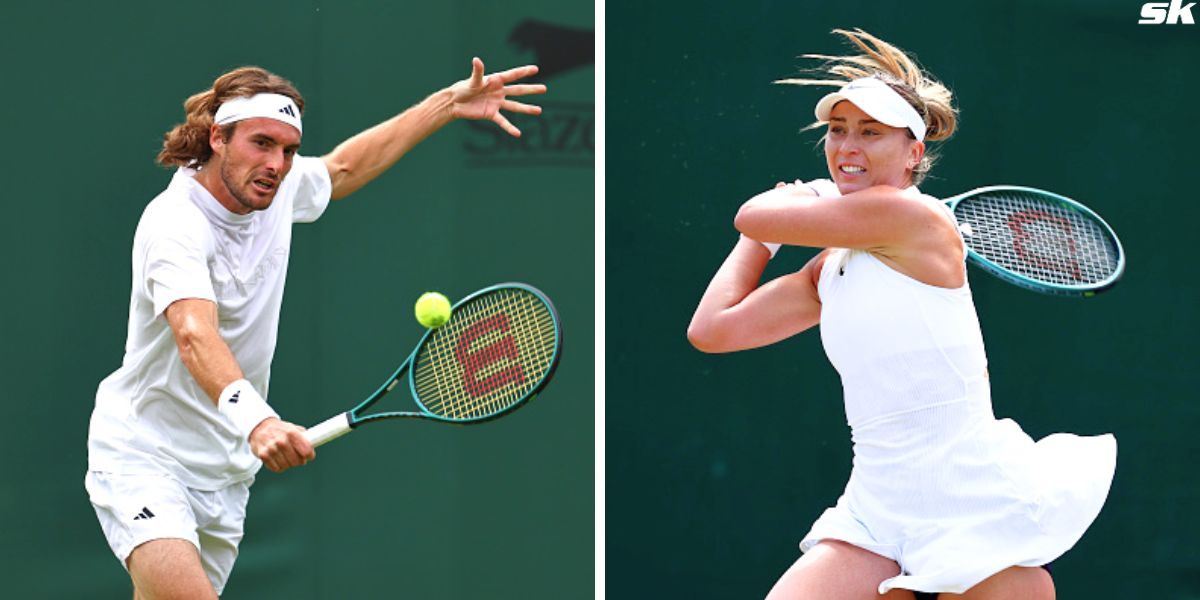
[0,1,593,598]
[609,1,1199,598]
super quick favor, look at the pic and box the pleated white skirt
[799,399,1116,594]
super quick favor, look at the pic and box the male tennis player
[85,58,544,599]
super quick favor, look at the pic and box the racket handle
[304,412,352,448]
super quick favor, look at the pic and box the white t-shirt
[88,155,331,490]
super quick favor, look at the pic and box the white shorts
[85,470,252,595]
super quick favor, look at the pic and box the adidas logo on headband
[214,93,303,134]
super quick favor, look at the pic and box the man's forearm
[165,299,245,406]
[177,326,245,406]
[323,88,456,200]
[167,301,280,440]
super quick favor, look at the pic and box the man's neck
[193,163,250,215]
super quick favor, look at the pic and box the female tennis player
[687,29,1115,600]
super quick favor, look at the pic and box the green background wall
[0,1,593,598]
[608,1,1199,598]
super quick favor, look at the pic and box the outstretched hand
[448,57,546,137]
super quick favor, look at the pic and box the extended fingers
[491,64,539,83]
[502,99,542,116]
[502,83,547,97]
[492,113,521,137]
[470,57,485,87]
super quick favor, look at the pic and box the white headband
[814,77,926,142]
[214,93,302,134]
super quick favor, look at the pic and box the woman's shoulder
[896,186,960,233]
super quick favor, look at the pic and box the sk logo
[1139,0,1196,24]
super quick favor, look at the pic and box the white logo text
[1140,0,1196,24]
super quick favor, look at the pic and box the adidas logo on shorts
[132,507,156,521]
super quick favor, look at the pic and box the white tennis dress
[801,190,1116,594]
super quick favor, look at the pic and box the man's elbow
[166,310,209,366]
[173,314,211,358]
[321,155,354,200]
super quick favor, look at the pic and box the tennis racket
[945,185,1124,297]
[303,283,562,447]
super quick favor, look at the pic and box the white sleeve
[288,155,332,224]
[142,216,217,317]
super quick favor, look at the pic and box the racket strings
[412,288,558,421]
[441,290,556,418]
[956,192,1120,285]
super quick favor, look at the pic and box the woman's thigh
[938,566,1054,600]
[765,540,916,600]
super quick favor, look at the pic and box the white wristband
[741,234,780,259]
[218,379,279,439]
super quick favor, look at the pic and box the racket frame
[945,185,1125,297]
[304,283,562,447]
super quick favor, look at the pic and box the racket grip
[304,413,352,448]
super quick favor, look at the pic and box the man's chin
[239,189,277,212]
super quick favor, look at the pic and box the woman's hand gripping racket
[304,283,563,447]
[945,185,1125,297]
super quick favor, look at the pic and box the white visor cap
[814,77,926,142]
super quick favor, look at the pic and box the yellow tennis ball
[415,292,451,328]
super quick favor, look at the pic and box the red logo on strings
[455,314,526,397]
[1006,210,1082,281]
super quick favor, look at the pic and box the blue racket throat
[304,283,563,448]
[945,186,1125,297]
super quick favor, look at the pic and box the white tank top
[817,201,989,430]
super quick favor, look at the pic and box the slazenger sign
[1139,0,1196,24]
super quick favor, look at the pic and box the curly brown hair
[157,66,305,168]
